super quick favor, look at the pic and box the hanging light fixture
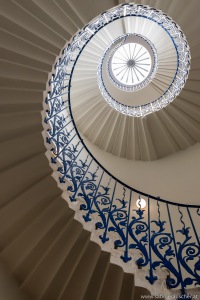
[136,197,146,209]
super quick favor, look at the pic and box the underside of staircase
[0,0,199,299]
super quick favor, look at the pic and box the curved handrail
[42,3,200,296]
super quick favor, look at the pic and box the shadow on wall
[83,139,200,204]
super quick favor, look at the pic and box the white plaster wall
[83,138,200,205]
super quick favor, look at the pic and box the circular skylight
[106,34,158,92]
[95,4,191,117]
[111,43,152,87]
[49,3,190,118]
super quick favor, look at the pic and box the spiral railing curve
[42,4,199,297]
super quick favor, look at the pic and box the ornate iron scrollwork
[43,3,199,296]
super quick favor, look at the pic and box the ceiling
[0,1,200,299]
[70,0,200,161]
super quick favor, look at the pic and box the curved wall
[84,137,200,205]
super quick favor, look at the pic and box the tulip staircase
[0,1,200,300]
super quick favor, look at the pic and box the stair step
[40,230,90,300]
[58,242,101,300]
[0,153,50,207]
[0,176,60,249]
[13,208,73,284]
[98,264,124,300]
[119,273,134,300]
[20,215,79,298]
[0,197,65,270]
[82,251,110,300]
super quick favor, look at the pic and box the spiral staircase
[0,0,200,300]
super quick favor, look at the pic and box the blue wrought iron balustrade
[43,69,200,296]
[42,3,198,296]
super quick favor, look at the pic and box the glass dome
[111,42,152,86]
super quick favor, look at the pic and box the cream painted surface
[0,0,200,299]
[83,137,200,205]
[102,17,177,106]
[71,1,200,162]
